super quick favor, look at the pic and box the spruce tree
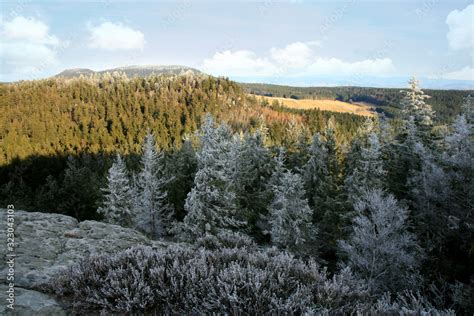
[165,139,197,221]
[268,169,316,253]
[304,120,343,257]
[234,130,273,233]
[303,133,329,211]
[344,133,386,204]
[181,115,245,240]
[98,154,134,227]
[339,189,421,294]
[400,77,435,140]
[134,133,172,238]
[438,96,473,229]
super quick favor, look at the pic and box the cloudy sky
[1,0,473,88]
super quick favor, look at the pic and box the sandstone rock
[0,210,151,290]
[0,284,66,316]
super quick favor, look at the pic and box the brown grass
[253,95,376,117]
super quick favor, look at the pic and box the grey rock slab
[0,209,151,290]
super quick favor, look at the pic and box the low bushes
[52,243,452,315]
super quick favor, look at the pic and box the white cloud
[270,42,314,69]
[202,41,395,78]
[0,16,62,78]
[88,22,145,50]
[202,50,276,76]
[446,5,474,51]
[441,66,474,81]
[2,16,59,45]
[307,57,395,76]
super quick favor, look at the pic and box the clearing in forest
[254,95,376,117]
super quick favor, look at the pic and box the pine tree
[181,115,245,240]
[98,154,134,227]
[339,189,421,294]
[134,133,172,238]
[268,169,316,253]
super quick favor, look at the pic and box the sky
[0,0,473,88]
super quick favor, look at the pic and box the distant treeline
[242,82,473,121]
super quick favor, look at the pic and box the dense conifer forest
[1,74,473,313]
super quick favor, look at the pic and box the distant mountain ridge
[55,65,202,78]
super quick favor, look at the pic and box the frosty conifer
[181,115,245,240]
[268,170,316,253]
[400,77,435,138]
[134,133,172,238]
[98,154,133,227]
[344,133,386,204]
[339,189,421,294]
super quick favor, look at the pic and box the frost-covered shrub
[310,267,369,314]
[195,230,257,250]
[360,291,455,315]
[53,245,371,314]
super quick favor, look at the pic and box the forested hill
[0,73,366,219]
[56,65,202,78]
[242,82,473,121]
[0,73,367,166]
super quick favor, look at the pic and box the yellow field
[253,95,376,117]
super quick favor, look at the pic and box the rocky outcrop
[0,284,66,316]
[0,209,151,291]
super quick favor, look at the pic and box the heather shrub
[195,230,257,250]
[53,245,370,314]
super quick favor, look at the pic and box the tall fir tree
[306,119,343,259]
[437,96,473,235]
[303,133,329,212]
[344,132,386,204]
[234,130,273,236]
[180,115,245,240]
[164,139,197,221]
[339,189,421,294]
[268,169,316,254]
[98,154,134,227]
[134,133,172,238]
[400,77,435,141]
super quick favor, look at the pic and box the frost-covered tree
[386,116,424,198]
[439,96,473,235]
[344,133,386,204]
[98,154,133,227]
[303,121,343,256]
[267,148,286,190]
[285,117,310,168]
[134,133,172,239]
[233,130,273,231]
[339,189,421,294]
[344,118,377,169]
[268,170,316,253]
[164,138,197,221]
[303,133,328,208]
[180,115,245,240]
[400,77,435,138]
